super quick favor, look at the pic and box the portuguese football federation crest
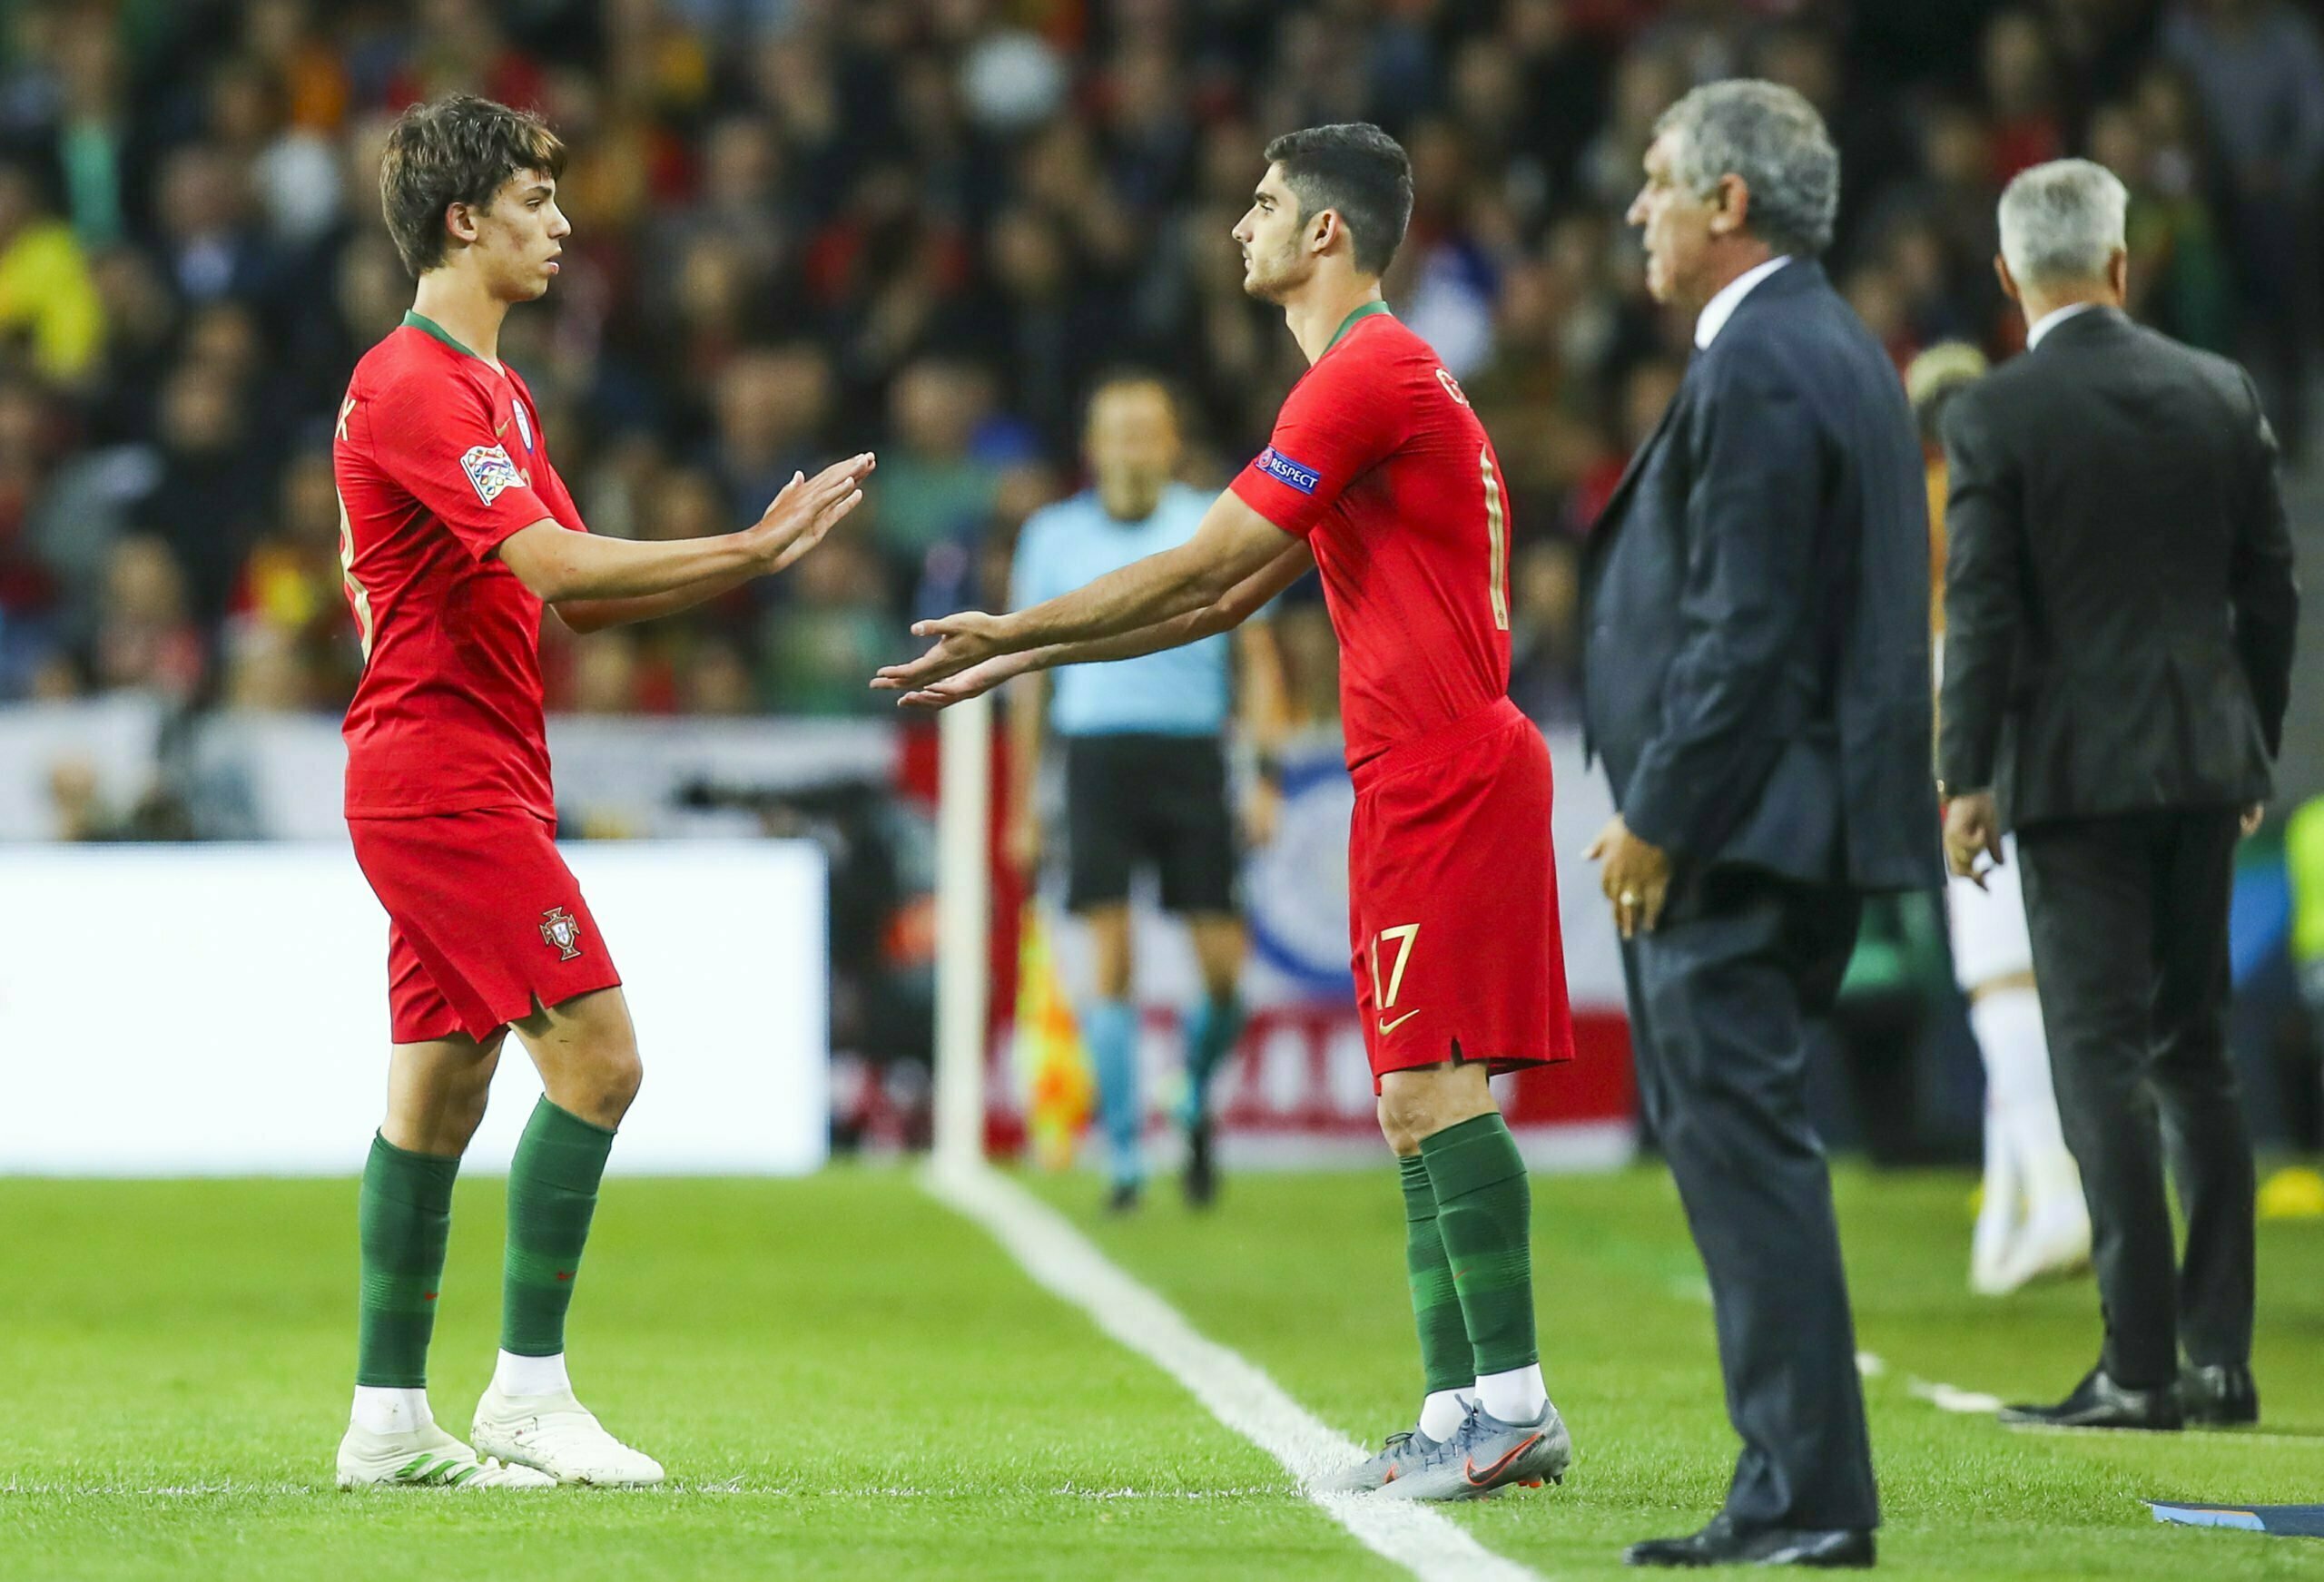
[539,906,584,961]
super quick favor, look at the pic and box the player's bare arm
[878,494,1294,697]
[878,536,1312,709]
[497,452,874,623]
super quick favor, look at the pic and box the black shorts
[1062,733,1239,915]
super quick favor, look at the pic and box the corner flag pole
[932,692,993,1171]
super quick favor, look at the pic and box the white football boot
[336,1419,558,1489]
[1991,1188,2093,1293]
[470,1385,665,1487]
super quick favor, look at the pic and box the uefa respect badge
[1254,446,1321,496]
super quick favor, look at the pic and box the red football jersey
[1229,304,1514,769]
[333,311,585,820]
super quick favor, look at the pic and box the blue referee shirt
[1011,483,1234,738]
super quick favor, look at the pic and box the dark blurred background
[5,0,2324,1163]
[4,0,2321,730]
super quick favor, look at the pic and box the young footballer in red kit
[332,94,872,1489]
[877,123,1575,1502]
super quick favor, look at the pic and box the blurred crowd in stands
[0,0,2319,729]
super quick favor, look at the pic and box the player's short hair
[379,93,566,279]
[1081,368,1185,433]
[1997,158,2128,288]
[1654,80,1838,257]
[1263,123,1413,278]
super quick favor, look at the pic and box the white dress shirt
[2025,300,2102,350]
[1694,255,1793,350]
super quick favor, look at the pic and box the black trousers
[1621,870,1877,1534]
[2016,809,2256,1387]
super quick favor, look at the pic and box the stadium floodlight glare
[933,693,995,1170]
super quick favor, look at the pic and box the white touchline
[922,1160,1547,1582]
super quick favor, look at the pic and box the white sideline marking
[1907,1380,2006,1415]
[923,1160,1545,1582]
[1882,1357,2324,1442]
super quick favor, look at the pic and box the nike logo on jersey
[1377,1008,1421,1036]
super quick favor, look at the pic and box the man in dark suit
[1939,157,2297,1433]
[1584,80,1939,1570]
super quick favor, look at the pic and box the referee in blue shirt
[1007,372,1285,1212]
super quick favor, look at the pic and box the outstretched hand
[746,452,876,575]
[871,611,1015,696]
[872,648,1036,710]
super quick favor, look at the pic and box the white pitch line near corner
[921,1160,1545,1582]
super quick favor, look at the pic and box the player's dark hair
[379,94,566,279]
[1081,368,1186,433]
[1263,123,1413,277]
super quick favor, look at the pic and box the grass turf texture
[0,1167,2315,1579]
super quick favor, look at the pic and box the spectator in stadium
[872,357,1001,588]
[1584,81,1936,1568]
[149,142,276,309]
[2087,99,2234,356]
[704,344,833,530]
[1940,157,2297,1431]
[222,441,364,712]
[89,533,204,701]
[757,530,896,716]
[2162,0,2324,452]
[129,358,271,634]
[0,154,103,388]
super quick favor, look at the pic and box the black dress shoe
[2179,1363,2260,1427]
[1998,1367,2181,1430]
[1625,1515,1876,1568]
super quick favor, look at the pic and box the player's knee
[552,1042,641,1127]
[1375,1097,1419,1155]
[445,1083,492,1150]
[1376,1086,1435,1152]
[593,1046,644,1122]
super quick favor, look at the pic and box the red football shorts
[349,807,623,1044]
[1348,698,1575,1090]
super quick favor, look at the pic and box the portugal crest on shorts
[539,906,584,961]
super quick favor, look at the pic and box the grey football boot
[1312,1426,1449,1494]
[1371,1398,1571,1501]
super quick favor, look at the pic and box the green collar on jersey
[1323,300,1393,354]
[401,310,490,364]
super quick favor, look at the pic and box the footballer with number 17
[331,95,873,1489]
[877,123,1576,1502]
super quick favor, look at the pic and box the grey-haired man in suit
[1585,80,1939,1569]
[1940,157,2297,1433]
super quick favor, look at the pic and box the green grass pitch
[2,1164,2319,1579]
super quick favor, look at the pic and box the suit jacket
[1582,260,1941,894]
[1936,307,2298,829]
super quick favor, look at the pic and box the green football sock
[356,1132,460,1389]
[1420,1113,1540,1377]
[501,1097,616,1359]
[1401,1153,1472,1396]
